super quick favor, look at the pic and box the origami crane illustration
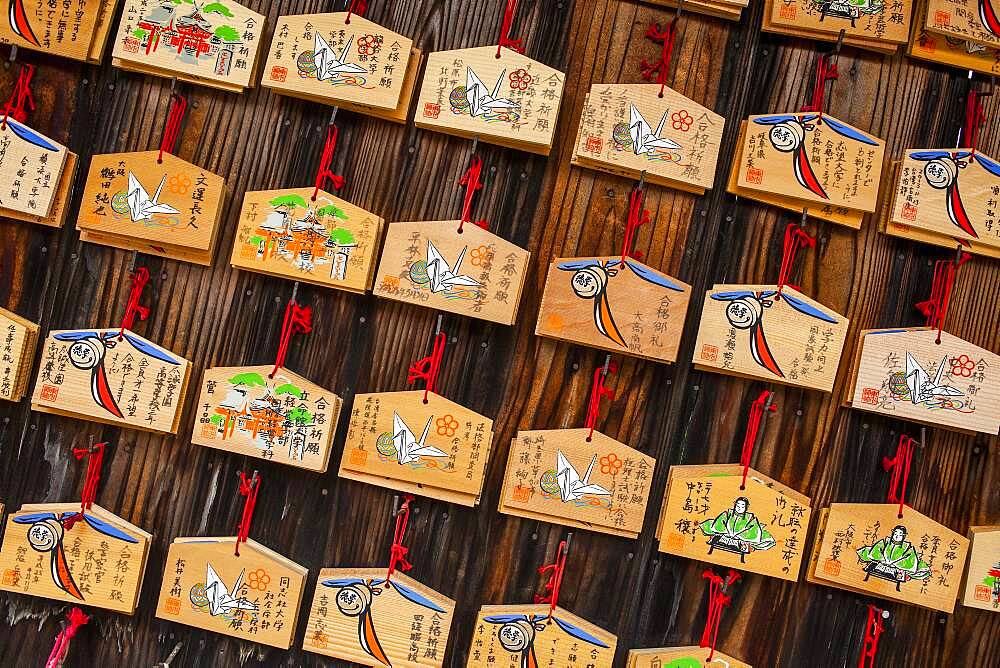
[558,259,685,347]
[14,510,138,600]
[483,613,610,668]
[53,331,181,418]
[323,576,447,667]
[909,150,1000,238]
[126,172,181,222]
[981,0,1000,37]
[628,103,681,155]
[710,289,838,378]
[1,115,58,150]
[753,114,879,199]
[465,67,520,118]
[392,412,447,465]
[902,352,964,407]
[554,450,611,502]
[201,564,259,617]
[424,240,483,294]
[313,33,366,81]
[8,0,39,46]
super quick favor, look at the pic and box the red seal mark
[746,167,763,185]
[270,66,288,82]
[585,135,603,153]
[779,4,796,19]
[934,10,951,26]
[700,344,719,362]
[40,384,58,401]
[974,585,992,602]
[423,102,441,119]
[902,202,917,221]
[861,387,880,405]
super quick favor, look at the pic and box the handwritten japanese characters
[112,0,265,92]
[499,429,655,539]
[737,113,885,212]
[924,0,1000,49]
[693,285,849,392]
[415,46,565,154]
[155,537,307,648]
[373,220,530,325]
[468,604,616,668]
[76,151,226,265]
[0,308,38,402]
[3,151,78,229]
[0,0,110,62]
[339,390,494,506]
[191,366,343,472]
[231,188,384,293]
[962,526,1000,612]
[766,0,913,46]
[656,465,811,581]
[908,22,1000,76]
[809,504,969,612]
[628,646,752,668]
[0,118,68,218]
[0,503,151,614]
[847,328,1000,435]
[30,328,191,434]
[262,12,419,122]
[536,256,691,363]
[304,568,455,667]
[572,84,726,192]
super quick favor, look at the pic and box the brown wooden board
[924,0,1000,48]
[760,4,902,52]
[961,526,1000,612]
[768,0,913,44]
[0,0,105,61]
[628,646,752,668]
[303,568,456,666]
[0,307,38,402]
[0,118,67,218]
[0,151,78,229]
[908,23,1000,75]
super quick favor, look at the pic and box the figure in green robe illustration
[699,496,776,563]
[856,525,931,591]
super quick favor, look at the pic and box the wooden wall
[1,0,997,666]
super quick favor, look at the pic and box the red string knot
[119,267,151,337]
[584,362,617,441]
[158,94,188,163]
[497,0,524,57]
[699,569,740,661]
[459,156,487,232]
[641,18,679,97]
[313,124,346,201]
[882,434,916,518]
[739,390,776,489]
[857,605,886,668]
[45,607,90,668]
[271,300,312,377]
[235,471,260,555]
[534,539,568,618]
[915,253,969,343]
[387,494,416,582]
[776,223,816,296]
[408,331,447,403]
[621,186,651,263]
[2,64,36,128]
[801,55,839,115]
[72,441,106,511]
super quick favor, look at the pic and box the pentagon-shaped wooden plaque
[0,307,39,402]
[768,0,913,45]
[925,0,1000,48]
[962,526,1000,612]
[0,118,68,217]
[0,0,106,61]
[628,646,752,668]
[908,25,1000,76]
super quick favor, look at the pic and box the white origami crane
[628,103,681,155]
[203,563,258,617]
[904,353,964,405]
[465,67,519,118]
[126,172,180,222]
[392,412,447,465]
[314,33,366,81]
[555,450,611,502]
[425,240,482,294]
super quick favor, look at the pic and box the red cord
[235,471,260,556]
[271,299,313,378]
[158,94,187,163]
[915,253,969,344]
[882,434,916,518]
[346,0,367,23]
[408,331,446,403]
[496,0,524,57]
[640,18,680,98]
[776,223,816,296]
[621,186,651,264]
[801,55,838,116]
[534,539,568,619]
[313,124,345,200]
[961,89,987,152]
[458,156,487,232]
[857,605,885,668]
[387,494,415,582]
[44,607,90,668]
[71,442,106,512]
[739,391,776,490]
[583,362,616,441]
[2,64,35,128]
[699,569,740,661]
[119,267,151,337]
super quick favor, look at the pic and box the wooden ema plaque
[31,328,191,435]
[766,0,913,46]
[156,537,307,648]
[627,646,751,668]
[2,151,78,229]
[962,526,1000,612]
[761,5,899,52]
[230,187,384,293]
[737,113,884,212]
[303,568,456,667]
[536,256,691,363]
[809,504,969,612]
[112,0,265,93]
[191,365,343,472]
[571,84,726,192]
[0,503,151,614]
[373,220,530,326]
[0,0,108,62]
[889,148,1000,248]
[924,0,1000,48]
[339,390,494,507]
[262,13,421,123]
[76,151,226,265]
[646,0,748,21]
[415,46,565,155]
[692,284,849,392]
[847,328,1000,435]
[467,604,617,668]
[498,429,655,539]
[0,117,68,217]
[0,307,39,402]
[908,0,1000,77]
[655,465,811,582]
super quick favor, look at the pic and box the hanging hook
[290,280,300,305]
[329,106,339,126]
[8,45,17,62]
